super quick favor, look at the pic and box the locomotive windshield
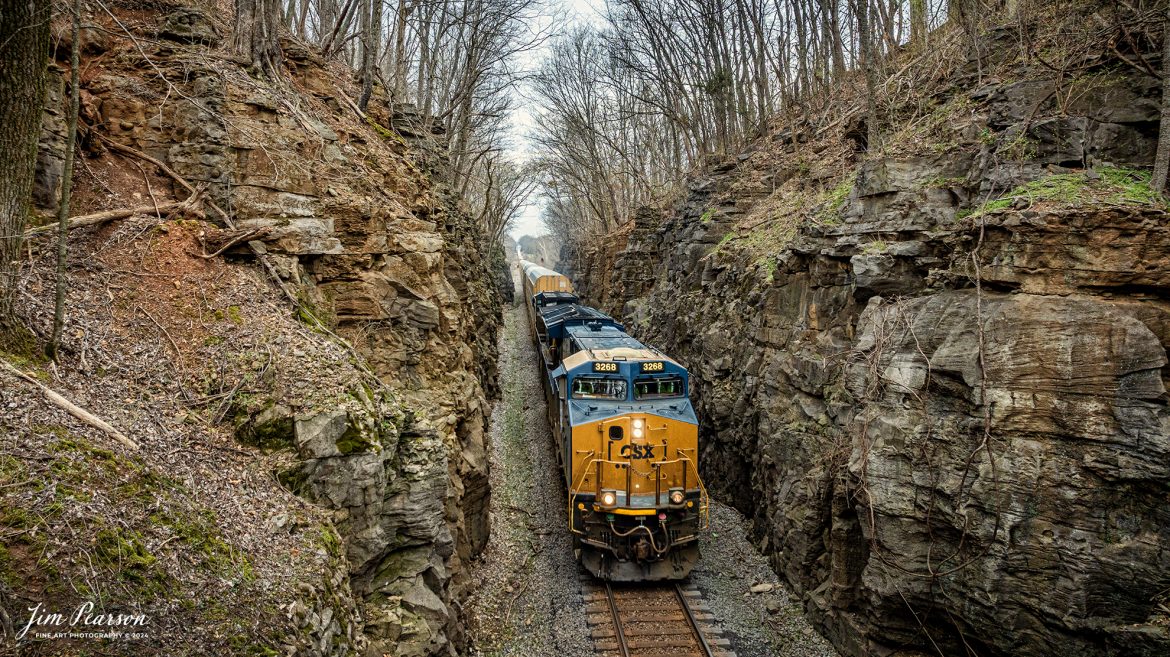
[633,377,685,400]
[572,377,627,400]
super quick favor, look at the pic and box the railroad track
[582,576,736,657]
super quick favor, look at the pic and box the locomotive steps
[581,573,736,657]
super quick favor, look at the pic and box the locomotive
[520,260,708,581]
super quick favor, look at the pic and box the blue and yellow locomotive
[520,260,708,581]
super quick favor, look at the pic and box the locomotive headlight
[600,491,618,507]
[669,489,685,505]
[633,419,644,430]
[632,427,644,439]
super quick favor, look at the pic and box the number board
[593,362,618,373]
[640,361,665,373]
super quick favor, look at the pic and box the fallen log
[23,201,183,237]
[0,360,139,450]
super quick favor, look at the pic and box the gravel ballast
[464,273,594,657]
[692,502,838,657]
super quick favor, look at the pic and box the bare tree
[49,0,82,361]
[235,0,283,76]
[1153,5,1170,195]
[0,0,51,343]
[358,0,383,110]
[467,157,538,244]
[856,0,881,150]
[910,0,928,44]
[533,0,967,249]
[297,0,543,240]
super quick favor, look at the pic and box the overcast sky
[506,0,606,241]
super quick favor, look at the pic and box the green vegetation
[961,167,1166,220]
[815,176,854,225]
[0,453,19,481]
[228,636,281,657]
[335,420,381,455]
[115,466,182,503]
[0,323,44,369]
[861,240,888,254]
[295,290,335,330]
[47,433,117,462]
[236,403,296,451]
[366,116,407,145]
[1098,167,1164,205]
[151,508,253,580]
[889,93,975,153]
[759,256,778,284]
[319,525,344,561]
[0,544,19,589]
[277,464,310,496]
[94,527,170,591]
[700,208,715,224]
[923,175,966,189]
[0,425,268,611]
[212,305,244,324]
[998,131,1039,160]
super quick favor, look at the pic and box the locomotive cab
[555,331,708,580]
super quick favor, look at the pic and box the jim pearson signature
[17,602,149,640]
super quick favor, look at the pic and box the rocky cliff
[6,4,499,656]
[564,10,1170,657]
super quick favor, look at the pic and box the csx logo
[620,444,656,459]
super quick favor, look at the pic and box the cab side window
[571,377,627,400]
[633,376,685,400]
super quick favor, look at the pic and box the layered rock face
[565,26,1170,657]
[37,6,499,655]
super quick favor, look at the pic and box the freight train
[520,260,708,581]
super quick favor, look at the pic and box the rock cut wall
[565,18,1170,657]
[34,6,501,655]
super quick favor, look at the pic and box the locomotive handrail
[568,455,710,532]
[568,452,597,533]
[676,455,710,530]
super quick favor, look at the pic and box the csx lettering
[620,444,656,459]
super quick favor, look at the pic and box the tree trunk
[359,0,383,111]
[282,0,295,29]
[857,0,881,151]
[0,0,51,338]
[392,0,409,103]
[910,0,927,45]
[821,0,845,77]
[234,0,282,77]
[49,0,81,361]
[297,0,310,39]
[1152,8,1170,195]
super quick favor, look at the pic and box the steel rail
[605,581,631,657]
[674,583,716,657]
